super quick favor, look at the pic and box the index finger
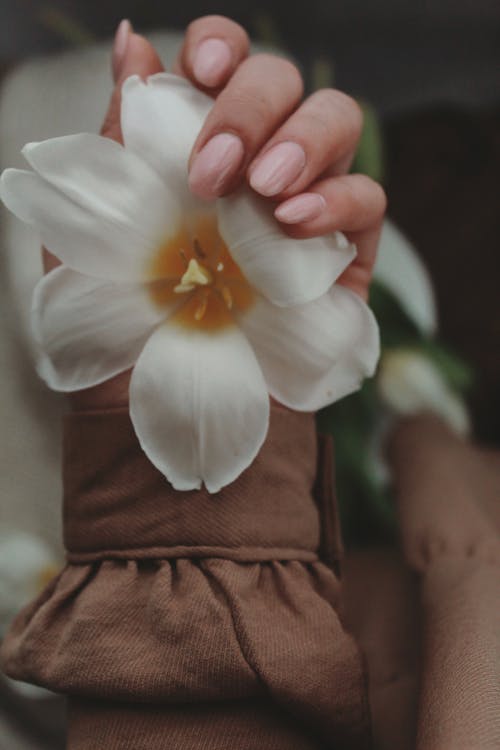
[173,15,250,91]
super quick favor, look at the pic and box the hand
[45,16,386,409]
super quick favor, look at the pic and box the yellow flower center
[147,215,254,331]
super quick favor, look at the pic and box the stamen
[221,285,233,310]
[149,216,255,329]
[193,237,206,259]
[194,293,208,321]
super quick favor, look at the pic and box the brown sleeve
[0,404,371,750]
[389,415,500,750]
[341,415,500,750]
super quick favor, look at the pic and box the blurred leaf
[310,57,335,90]
[318,381,396,546]
[39,6,94,46]
[351,101,385,184]
[252,12,285,49]
[369,280,423,347]
[419,339,474,392]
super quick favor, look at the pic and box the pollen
[174,258,213,293]
[147,214,255,331]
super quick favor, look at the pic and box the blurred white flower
[378,349,470,435]
[0,530,59,636]
[0,73,379,493]
[374,219,437,335]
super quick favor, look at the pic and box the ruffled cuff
[1,404,371,748]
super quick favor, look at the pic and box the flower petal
[217,188,356,306]
[32,266,166,391]
[377,349,470,435]
[129,322,270,492]
[121,73,212,209]
[374,220,437,335]
[238,285,380,411]
[1,134,181,281]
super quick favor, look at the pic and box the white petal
[238,285,380,411]
[377,349,470,435]
[121,73,212,210]
[217,188,356,306]
[374,219,438,335]
[1,135,181,281]
[32,267,166,391]
[129,322,270,493]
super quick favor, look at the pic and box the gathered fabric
[1,405,371,749]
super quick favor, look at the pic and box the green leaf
[351,101,385,184]
[418,339,474,392]
[369,280,423,348]
[39,6,94,45]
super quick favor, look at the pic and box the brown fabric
[341,415,500,750]
[67,697,329,750]
[388,415,500,750]
[5,404,498,749]
[62,408,323,563]
[314,435,343,577]
[343,549,420,750]
[0,404,371,750]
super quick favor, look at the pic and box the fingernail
[274,193,327,224]
[189,133,245,200]
[112,19,132,80]
[249,141,306,196]
[193,38,232,87]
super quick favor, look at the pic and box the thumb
[101,21,165,143]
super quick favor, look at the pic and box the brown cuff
[62,404,338,565]
[1,403,371,747]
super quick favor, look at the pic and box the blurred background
[0,1,499,748]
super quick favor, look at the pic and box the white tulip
[0,73,380,492]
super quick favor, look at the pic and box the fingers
[336,223,383,301]
[247,89,363,199]
[188,81,362,203]
[274,174,387,300]
[275,173,387,235]
[101,22,164,143]
[188,54,304,199]
[173,15,250,90]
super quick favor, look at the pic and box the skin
[44,16,387,410]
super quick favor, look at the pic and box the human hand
[44,16,386,410]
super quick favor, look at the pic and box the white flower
[0,530,59,635]
[374,219,437,335]
[378,349,470,435]
[0,73,379,492]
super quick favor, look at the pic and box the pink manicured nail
[274,193,327,224]
[249,141,306,196]
[188,133,245,200]
[193,38,232,87]
[112,19,132,80]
